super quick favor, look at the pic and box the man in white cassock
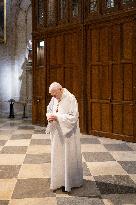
[46,82,83,192]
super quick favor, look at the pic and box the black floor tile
[0,146,28,154]
[18,125,35,130]
[0,165,21,179]
[104,143,133,151]
[83,152,115,162]
[94,175,136,194]
[12,178,55,199]
[0,140,7,146]
[80,138,101,144]
[57,197,104,205]
[118,161,136,174]
[24,154,51,164]
[30,139,51,145]
[70,179,100,197]
[10,134,32,140]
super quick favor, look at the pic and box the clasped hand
[47,115,57,122]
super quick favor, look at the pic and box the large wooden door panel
[112,64,123,101]
[123,22,133,60]
[32,37,46,126]
[112,25,121,61]
[100,27,109,62]
[112,104,122,134]
[123,104,133,136]
[101,103,111,133]
[91,65,101,99]
[101,65,110,100]
[56,35,64,65]
[87,25,111,134]
[48,37,56,65]
[46,29,85,132]
[123,64,133,101]
[33,67,46,125]
[91,29,100,63]
[87,19,136,141]
[91,102,101,131]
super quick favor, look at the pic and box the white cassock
[46,88,83,192]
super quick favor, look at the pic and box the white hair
[49,82,62,93]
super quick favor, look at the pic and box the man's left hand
[48,115,57,121]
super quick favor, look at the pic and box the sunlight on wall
[0,63,12,100]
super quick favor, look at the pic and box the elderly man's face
[50,88,62,100]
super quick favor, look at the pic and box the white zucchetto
[49,82,62,93]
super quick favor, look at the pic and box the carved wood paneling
[32,0,136,141]
[86,19,136,142]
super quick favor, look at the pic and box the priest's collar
[58,88,67,102]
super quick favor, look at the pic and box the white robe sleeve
[46,98,54,116]
[46,98,57,134]
[55,96,79,137]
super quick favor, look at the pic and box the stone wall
[0,0,32,118]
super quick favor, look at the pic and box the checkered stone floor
[0,119,136,205]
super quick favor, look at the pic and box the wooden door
[32,39,46,126]
[87,18,136,142]
[46,28,86,132]
[111,21,135,141]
